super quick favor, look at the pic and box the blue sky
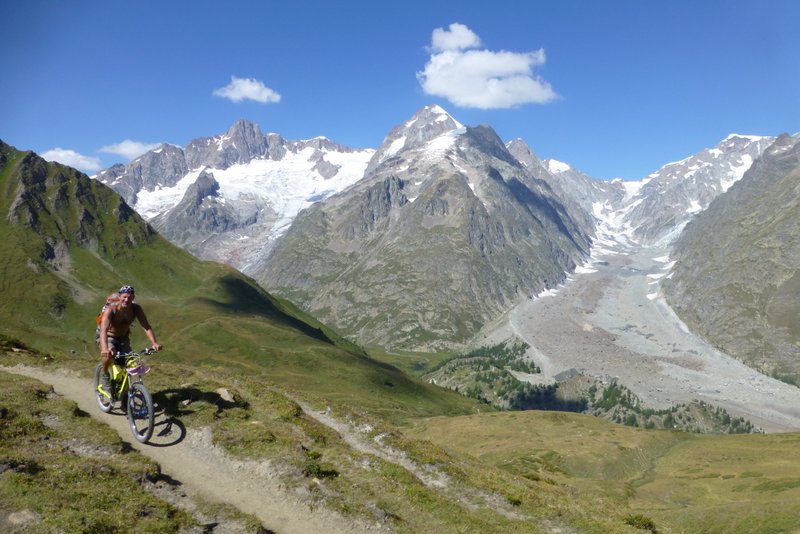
[2,1,798,181]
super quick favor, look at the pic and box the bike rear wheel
[126,382,155,443]
[93,364,113,413]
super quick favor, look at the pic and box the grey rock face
[95,144,188,206]
[265,133,288,160]
[620,135,775,245]
[257,108,592,351]
[662,134,800,379]
[506,139,602,237]
[150,171,255,253]
[185,119,269,170]
[92,120,372,266]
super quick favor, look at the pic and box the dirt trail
[483,241,800,433]
[4,365,385,534]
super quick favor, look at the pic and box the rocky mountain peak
[461,125,520,167]
[223,119,268,156]
[610,133,776,245]
[507,140,573,191]
[293,136,352,154]
[94,143,188,206]
[718,133,771,152]
[506,138,541,166]
[761,132,800,158]
[2,141,152,255]
[227,118,261,136]
[366,105,464,173]
[185,119,268,170]
[257,109,594,350]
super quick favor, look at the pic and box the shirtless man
[98,285,162,392]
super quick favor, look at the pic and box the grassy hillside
[0,140,477,421]
[409,410,800,533]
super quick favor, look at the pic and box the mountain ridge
[662,133,800,381]
[1,138,497,429]
[93,119,374,267]
[87,106,784,354]
[257,108,593,350]
[0,139,368,358]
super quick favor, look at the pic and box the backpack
[96,292,121,326]
[95,292,122,344]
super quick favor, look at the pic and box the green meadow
[408,410,800,533]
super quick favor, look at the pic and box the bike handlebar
[115,348,157,359]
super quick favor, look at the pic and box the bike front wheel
[126,382,155,443]
[93,364,113,413]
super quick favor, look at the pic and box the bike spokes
[93,364,113,413]
[127,382,155,443]
[94,352,157,443]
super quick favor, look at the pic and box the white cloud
[41,148,102,172]
[100,140,161,160]
[431,22,481,52]
[213,76,281,104]
[417,23,557,109]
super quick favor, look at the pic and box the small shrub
[302,450,338,479]
[624,514,658,532]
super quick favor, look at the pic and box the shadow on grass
[191,275,336,346]
[154,386,245,415]
[139,386,247,447]
[509,385,589,412]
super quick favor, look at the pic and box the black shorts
[111,335,131,351]
[96,330,131,353]
[108,336,132,364]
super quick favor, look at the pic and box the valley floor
[483,240,800,433]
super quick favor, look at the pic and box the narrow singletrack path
[4,365,384,534]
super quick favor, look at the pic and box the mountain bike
[93,348,156,443]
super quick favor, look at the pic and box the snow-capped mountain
[505,134,770,254]
[364,104,464,175]
[256,105,592,350]
[663,133,800,379]
[94,120,373,268]
[594,134,775,246]
[91,106,784,354]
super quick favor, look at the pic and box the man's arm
[99,307,113,356]
[135,305,162,351]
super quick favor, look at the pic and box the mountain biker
[97,285,162,393]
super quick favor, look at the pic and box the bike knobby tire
[93,364,113,413]
[126,382,155,443]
